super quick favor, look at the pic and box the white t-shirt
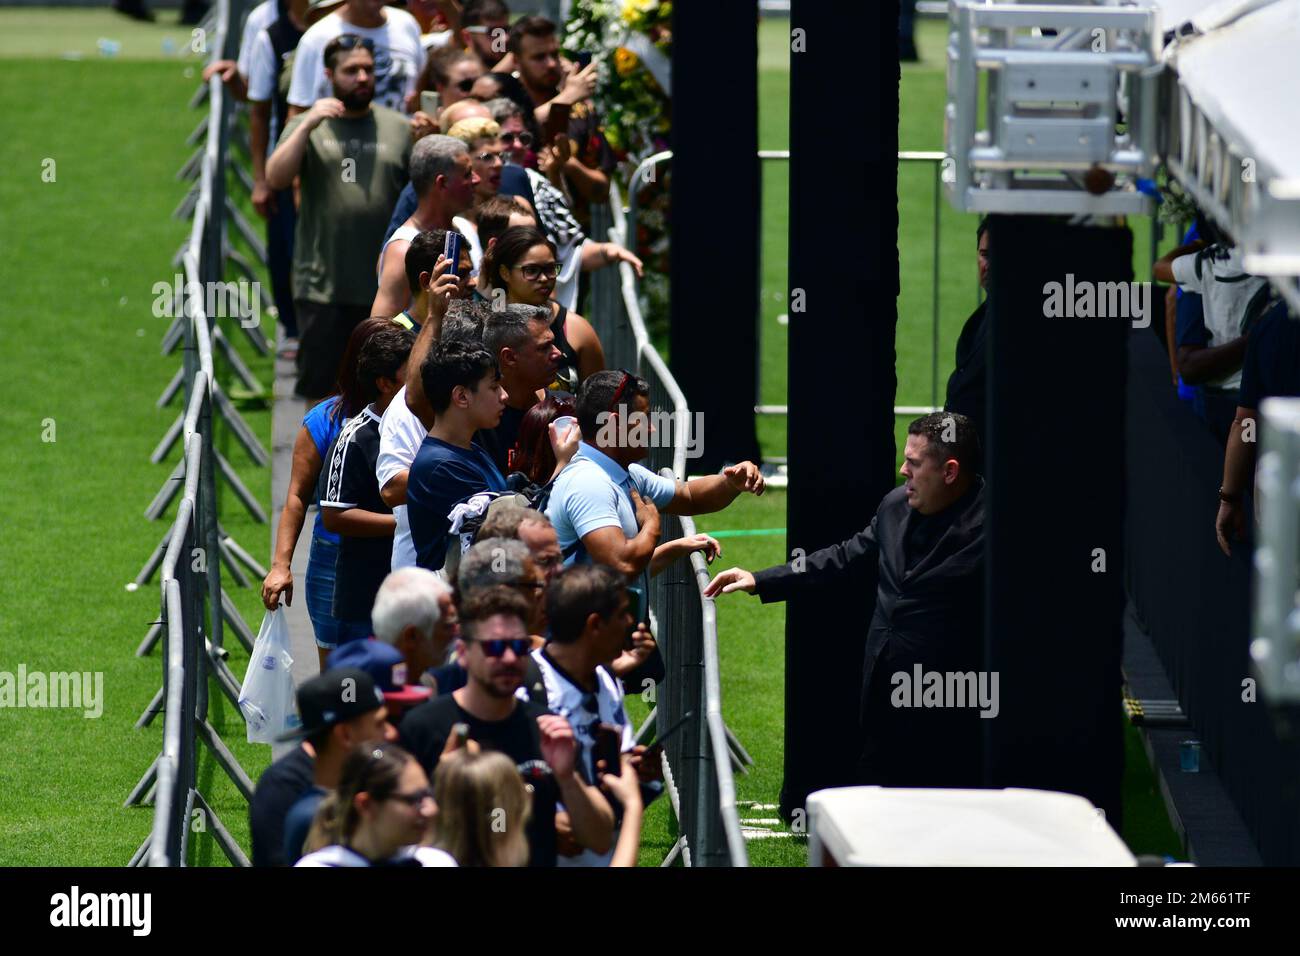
[245,27,292,156]
[377,385,430,571]
[1172,244,1268,390]
[519,648,634,867]
[421,29,454,51]
[236,0,278,80]
[452,216,485,274]
[287,8,426,113]
[295,844,457,867]
[378,224,421,283]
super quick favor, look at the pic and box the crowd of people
[219,0,766,866]
[1150,213,1299,555]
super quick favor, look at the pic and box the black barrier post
[983,216,1128,824]
[780,0,900,818]
[668,0,761,473]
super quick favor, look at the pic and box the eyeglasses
[455,76,480,93]
[500,130,534,148]
[468,636,532,657]
[473,150,504,165]
[516,262,560,281]
[386,787,435,808]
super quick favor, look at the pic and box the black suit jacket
[753,479,985,721]
[944,299,989,457]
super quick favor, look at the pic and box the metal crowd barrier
[127,0,267,867]
[589,183,750,865]
[624,148,974,421]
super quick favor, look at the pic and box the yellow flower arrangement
[613,46,639,77]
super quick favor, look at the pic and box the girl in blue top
[261,318,398,670]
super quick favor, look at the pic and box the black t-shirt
[249,744,315,867]
[398,695,557,866]
[1238,300,1300,410]
[903,482,978,574]
[264,0,304,149]
[474,404,528,478]
[318,406,392,622]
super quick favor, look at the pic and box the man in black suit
[944,219,990,460]
[706,412,986,787]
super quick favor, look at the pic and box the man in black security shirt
[944,219,990,463]
[398,588,614,865]
[706,412,986,788]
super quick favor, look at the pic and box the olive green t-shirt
[281,106,411,306]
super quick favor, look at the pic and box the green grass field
[0,12,273,865]
[0,10,1178,867]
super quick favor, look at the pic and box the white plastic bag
[238,607,300,744]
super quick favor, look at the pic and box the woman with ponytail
[296,743,456,867]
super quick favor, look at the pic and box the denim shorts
[305,535,372,649]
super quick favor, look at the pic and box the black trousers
[294,300,369,400]
[267,189,298,339]
[857,643,985,788]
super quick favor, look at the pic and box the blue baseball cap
[327,639,431,706]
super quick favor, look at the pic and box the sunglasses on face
[454,76,480,93]
[516,262,560,281]
[469,636,532,657]
[500,130,534,148]
[386,787,435,807]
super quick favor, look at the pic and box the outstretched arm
[664,462,765,516]
[706,517,880,604]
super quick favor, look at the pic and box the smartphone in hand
[592,722,622,778]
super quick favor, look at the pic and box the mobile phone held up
[443,230,463,276]
[593,722,622,778]
[419,90,440,117]
[575,51,593,70]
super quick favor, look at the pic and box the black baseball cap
[276,667,385,742]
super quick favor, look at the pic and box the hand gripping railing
[588,174,750,865]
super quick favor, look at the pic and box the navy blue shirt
[407,436,507,571]
[1175,291,1209,349]
[282,785,327,865]
[1239,301,1300,410]
[428,662,468,696]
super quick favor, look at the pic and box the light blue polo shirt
[547,443,677,565]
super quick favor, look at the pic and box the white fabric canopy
[807,787,1137,867]
[1169,0,1300,182]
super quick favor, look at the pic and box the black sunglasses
[455,76,480,93]
[386,787,435,807]
[469,636,532,658]
[500,130,534,148]
[332,34,376,54]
